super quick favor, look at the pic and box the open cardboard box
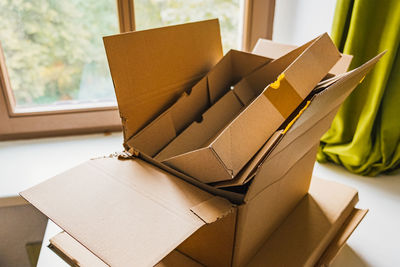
[138,33,340,184]
[20,20,384,266]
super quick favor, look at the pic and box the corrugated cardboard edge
[49,232,205,267]
[316,208,368,267]
[190,196,236,224]
[252,38,353,76]
[49,232,105,267]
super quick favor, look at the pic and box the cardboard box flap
[245,52,384,200]
[190,195,235,224]
[104,19,223,142]
[49,232,204,267]
[252,38,353,76]
[234,37,318,105]
[139,152,245,204]
[247,178,359,267]
[245,107,339,201]
[270,51,385,158]
[20,157,234,267]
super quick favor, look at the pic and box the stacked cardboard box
[21,20,383,266]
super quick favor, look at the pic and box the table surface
[1,133,399,267]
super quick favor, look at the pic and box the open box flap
[270,51,385,158]
[103,19,223,143]
[252,38,353,76]
[20,157,234,267]
[245,52,385,201]
[49,232,204,267]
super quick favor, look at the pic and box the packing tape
[264,74,303,118]
[270,73,285,89]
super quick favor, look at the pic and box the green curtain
[317,0,400,176]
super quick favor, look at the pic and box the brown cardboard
[49,232,203,267]
[252,38,353,76]
[47,177,363,267]
[129,48,273,183]
[233,144,319,266]
[20,20,384,267]
[104,19,223,142]
[132,33,341,184]
[20,158,236,267]
[247,178,360,267]
[243,52,385,200]
[129,49,271,159]
[316,208,368,266]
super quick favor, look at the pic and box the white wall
[273,0,337,45]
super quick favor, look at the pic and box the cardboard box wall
[20,20,384,266]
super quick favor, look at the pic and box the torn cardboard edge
[190,196,236,224]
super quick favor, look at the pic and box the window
[272,0,337,45]
[135,0,241,52]
[0,0,119,110]
[0,0,275,140]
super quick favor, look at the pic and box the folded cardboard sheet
[46,178,366,267]
[20,19,384,267]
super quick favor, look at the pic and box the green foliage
[0,0,239,106]
[0,0,118,106]
[135,0,240,52]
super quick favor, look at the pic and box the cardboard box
[20,20,384,266]
[135,33,340,184]
[46,178,367,267]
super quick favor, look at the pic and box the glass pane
[135,0,241,53]
[273,0,336,46]
[0,0,119,107]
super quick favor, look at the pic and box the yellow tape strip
[283,100,311,134]
[270,73,285,89]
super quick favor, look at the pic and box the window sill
[0,132,123,198]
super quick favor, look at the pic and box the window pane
[0,0,119,107]
[273,0,337,46]
[135,0,241,53]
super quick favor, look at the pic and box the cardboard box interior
[129,33,341,184]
